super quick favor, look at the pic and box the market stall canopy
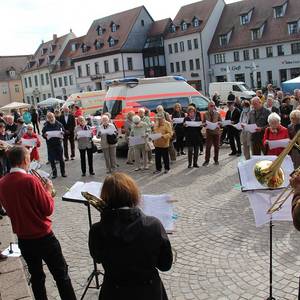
[0,101,31,112]
[282,76,300,94]
[38,98,66,107]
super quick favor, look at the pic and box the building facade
[0,55,30,106]
[71,6,154,92]
[164,0,225,94]
[209,0,300,90]
[21,31,76,105]
[143,18,171,78]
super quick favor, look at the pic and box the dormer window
[108,37,116,47]
[193,18,200,27]
[96,25,105,36]
[274,6,284,18]
[252,29,260,40]
[9,69,16,78]
[288,21,299,35]
[111,23,117,32]
[169,24,176,33]
[240,14,249,25]
[71,43,77,51]
[50,44,56,53]
[94,40,104,50]
[81,44,88,53]
[39,58,44,65]
[219,34,228,46]
[181,22,188,31]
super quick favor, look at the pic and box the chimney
[70,28,73,33]
[53,34,58,42]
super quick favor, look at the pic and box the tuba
[81,192,107,212]
[254,130,300,189]
[29,169,56,197]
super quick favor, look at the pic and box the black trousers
[79,148,94,174]
[155,147,170,171]
[175,133,184,153]
[32,121,40,134]
[18,233,76,300]
[188,145,199,166]
[228,128,241,154]
[63,133,75,159]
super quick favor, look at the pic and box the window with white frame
[127,57,133,71]
[253,48,260,59]
[288,22,298,35]
[252,29,260,40]
[111,23,117,32]
[240,14,249,25]
[266,47,273,57]
[214,54,226,64]
[181,22,187,31]
[179,41,184,52]
[109,38,115,47]
[104,60,109,73]
[169,24,176,33]
[168,44,173,54]
[69,75,73,85]
[291,42,300,55]
[274,6,284,18]
[170,63,174,73]
[233,51,240,62]
[219,34,228,46]
[193,18,200,27]
[45,73,49,85]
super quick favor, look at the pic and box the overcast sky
[1,0,239,56]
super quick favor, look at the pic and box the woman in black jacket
[89,172,173,300]
[184,105,203,168]
[172,103,186,155]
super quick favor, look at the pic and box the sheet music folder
[62,182,175,232]
[237,155,294,192]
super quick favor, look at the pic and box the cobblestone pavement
[29,142,300,299]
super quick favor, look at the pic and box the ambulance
[103,76,226,151]
[64,90,106,117]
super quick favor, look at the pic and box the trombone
[29,169,56,197]
[267,167,300,214]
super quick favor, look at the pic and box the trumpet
[267,167,300,214]
[29,169,56,197]
[81,192,107,212]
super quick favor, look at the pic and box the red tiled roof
[23,33,75,72]
[72,6,145,61]
[147,18,172,37]
[209,0,300,53]
[52,36,85,74]
[164,0,219,40]
[0,55,31,81]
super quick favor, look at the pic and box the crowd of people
[1,85,300,299]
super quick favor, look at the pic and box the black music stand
[62,193,103,300]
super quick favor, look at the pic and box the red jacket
[263,125,289,156]
[22,132,41,161]
[0,171,54,239]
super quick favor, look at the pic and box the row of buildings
[1,0,300,106]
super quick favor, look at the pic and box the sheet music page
[63,181,102,201]
[141,194,174,232]
[247,190,293,227]
[238,155,294,191]
[268,139,290,150]
[185,121,202,127]
[173,118,184,124]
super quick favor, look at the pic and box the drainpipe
[199,32,208,95]
[49,67,55,98]
[121,53,126,78]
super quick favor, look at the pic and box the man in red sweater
[0,146,76,300]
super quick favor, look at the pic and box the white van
[209,82,255,103]
[64,90,106,116]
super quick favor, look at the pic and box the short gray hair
[268,112,281,124]
[290,110,300,121]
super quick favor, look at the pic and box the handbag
[91,141,98,153]
[145,140,155,151]
[107,133,118,145]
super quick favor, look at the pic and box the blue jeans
[18,233,76,300]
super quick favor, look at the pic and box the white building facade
[209,41,300,89]
[74,52,144,92]
[164,0,225,95]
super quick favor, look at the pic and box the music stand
[238,156,294,300]
[62,182,103,300]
